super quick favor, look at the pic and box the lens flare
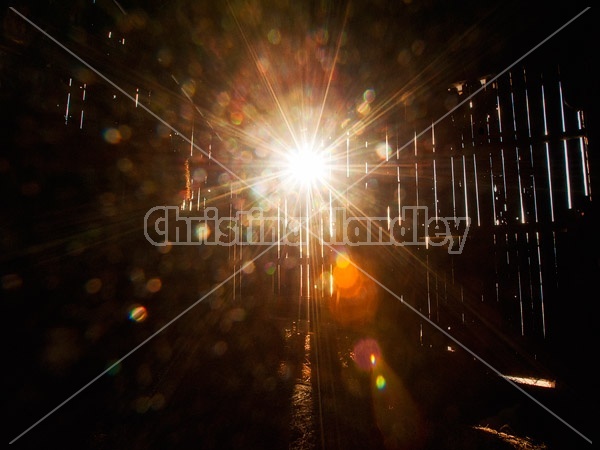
[352,338,381,371]
[129,305,148,322]
[284,145,327,188]
[375,375,386,390]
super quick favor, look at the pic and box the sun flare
[284,145,328,189]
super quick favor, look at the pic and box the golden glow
[502,375,556,389]
[335,252,351,268]
[333,263,359,290]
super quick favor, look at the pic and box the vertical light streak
[239,209,243,263]
[531,175,539,223]
[65,77,72,125]
[462,155,468,223]
[517,268,524,336]
[307,263,311,301]
[328,189,333,238]
[397,183,401,225]
[496,87,509,213]
[486,107,494,226]
[284,198,288,231]
[299,205,303,260]
[577,111,591,197]
[396,123,400,159]
[524,68,539,222]
[496,84,503,140]
[509,73,525,223]
[451,156,456,218]
[541,82,555,222]
[228,203,233,263]
[515,233,524,336]
[426,254,431,319]
[305,198,310,258]
[190,124,194,157]
[490,154,497,225]
[329,265,333,298]
[415,162,419,208]
[79,83,86,129]
[433,160,438,221]
[346,132,350,177]
[184,159,191,203]
[473,154,480,227]
[493,233,500,302]
[320,213,324,258]
[277,201,281,296]
[558,80,572,209]
[535,231,546,337]
[272,260,276,295]
[516,148,525,224]
[135,87,139,108]
[500,149,508,212]
[508,72,518,140]
[387,205,391,231]
[299,265,303,307]
[414,130,418,157]
[525,233,535,330]
[432,122,438,221]
[233,243,237,301]
[385,129,389,162]
[277,202,281,260]
[469,100,475,147]
[414,132,419,207]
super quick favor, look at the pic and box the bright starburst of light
[283,144,329,190]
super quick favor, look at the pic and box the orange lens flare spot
[146,278,162,293]
[333,263,358,290]
[335,253,351,268]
